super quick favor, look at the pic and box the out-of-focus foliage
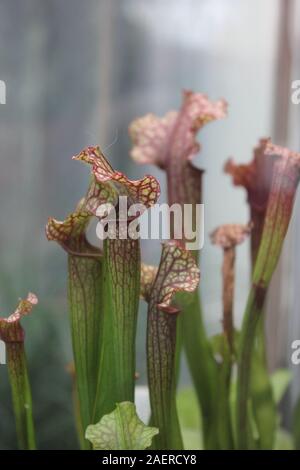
[0,286,77,448]
[177,388,202,450]
[293,396,300,449]
[85,402,158,450]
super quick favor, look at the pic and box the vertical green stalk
[175,208,219,448]
[66,363,86,449]
[6,343,36,450]
[215,248,234,450]
[47,208,103,449]
[250,209,277,450]
[94,236,141,419]
[236,286,264,448]
[68,253,103,446]
[217,338,234,449]
[147,305,182,450]
[236,142,300,449]
[178,291,219,449]
[250,316,277,449]
[222,248,235,351]
[225,139,279,449]
[0,293,38,450]
[144,241,200,449]
[210,223,251,449]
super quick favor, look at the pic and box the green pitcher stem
[180,290,219,449]
[250,215,276,450]
[217,339,234,450]
[68,254,103,448]
[147,307,183,450]
[176,250,219,448]
[6,342,36,450]
[236,286,266,449]
[250,316,277,450]
[94,236,140,420]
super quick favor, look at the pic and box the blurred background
[0,0,299,449]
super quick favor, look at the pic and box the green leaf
[250,319,277,450]
[274,428,294,450]
[47,206,103,449]
[85,402,158,450]
[177,388,203,450]
[177,291,219,449]
[270,369,292,405]
[177,387,202,431]
[181,429,202,450]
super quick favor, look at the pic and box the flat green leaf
[85,402,158,450]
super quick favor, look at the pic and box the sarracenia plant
[236,141,300,449]
[0,293,38,449]
[225,138,277,266]
[211,223,252,353]
[210,224,251,449]
[4,94,298,452]
[47,146,159,447]
[130,90,227,449]
[141,241,200,449]
[47,187,103,448]
[225,139,278,449]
